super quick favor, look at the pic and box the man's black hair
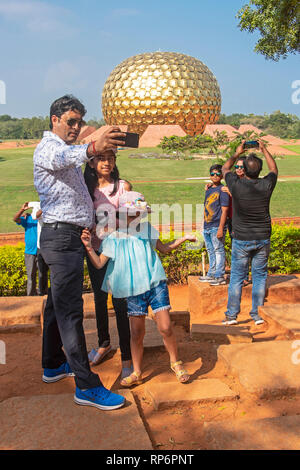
[49,94,87,129]
[244,153,263,179]
[209,164,222,173]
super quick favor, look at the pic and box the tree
[236,0,300,61]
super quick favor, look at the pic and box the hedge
[0,224,299,295]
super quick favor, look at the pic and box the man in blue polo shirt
[13,201,39,295]
[199,164,230,285]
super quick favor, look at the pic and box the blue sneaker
[43,362,75,383]
[74,386,125,410]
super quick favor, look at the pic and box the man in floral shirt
[34,94,126,411]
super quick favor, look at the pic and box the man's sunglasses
[234,165,244,169]
[66,118,86,128]
[210,172,221,176]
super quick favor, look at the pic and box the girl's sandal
[171,360,190,384]
[120,371,143,388]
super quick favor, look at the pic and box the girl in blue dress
[81,191,196,386]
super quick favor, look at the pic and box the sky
[0,0,299,120]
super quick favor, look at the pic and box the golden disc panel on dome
[102,52,221,136]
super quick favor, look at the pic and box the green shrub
[157,224,300,283]
[0,225,299,295]
[268,224,300,274]
[159,134,213,152]
[0,243,27,296]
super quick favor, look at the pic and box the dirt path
[1,284,300,450]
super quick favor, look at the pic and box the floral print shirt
[33,131,94,228]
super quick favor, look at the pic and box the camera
[243,140,259,149]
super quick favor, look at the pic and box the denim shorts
[127,280,171,316]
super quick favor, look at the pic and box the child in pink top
[84,149,132,378]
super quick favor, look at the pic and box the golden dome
[102,51,221,136]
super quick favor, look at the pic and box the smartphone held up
[243,140,259,149]
[113,130,140,148]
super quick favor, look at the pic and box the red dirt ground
[1,283,300,450]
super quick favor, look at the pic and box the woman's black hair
[83,162,120,200]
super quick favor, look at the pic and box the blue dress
[101,222,166,298]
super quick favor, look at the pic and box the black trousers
[40,226,102,390]
[86,254,131,362]
[37,248,49,295]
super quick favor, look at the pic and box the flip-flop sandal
[171,360,190,383]
[120,371,142,387]
[88,345,112,365]
[121,365,134,379]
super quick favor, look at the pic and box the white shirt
[33,131,94,228]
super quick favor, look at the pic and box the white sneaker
[222,318,238,325]
[198,275,215,282]
[255,319,264,325]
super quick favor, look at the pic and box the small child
[199,164,229,286]
[81,191,196,387]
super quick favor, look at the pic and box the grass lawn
[0,145,299,233]
[281,144,300,155]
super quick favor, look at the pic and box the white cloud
[0,0,74,35]
[43,60,88,93]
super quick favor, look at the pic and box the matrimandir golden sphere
[102,51,221,136]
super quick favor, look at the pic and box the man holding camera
[34,94,127,411]
[221,139,278,325]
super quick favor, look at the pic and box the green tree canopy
[236,0,300,61]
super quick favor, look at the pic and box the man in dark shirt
[221,140,278,325]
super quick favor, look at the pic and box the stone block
[84,315,164,353]
[188,276,251,324]
[203,415,300,450]
[0,324,40,334]
[169,310,190,332]
[191,323,253,344]
[0,391,153,450]
[217,341,300,398]
[0,296,44,326]
[188,275,300,326]
[145,379,238,410]
[265,276,300,304]
[259,304,300,339]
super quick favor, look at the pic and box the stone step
[217,340,300,398]
[259,304,300,339]
[191,323,253,344]
[144,379,238,411]
[188,275,300,326]
[84,316,165,352]
[0,324,40,334]
[203,415,300,450]
[0,296,45,327]
[0,391,153,450]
